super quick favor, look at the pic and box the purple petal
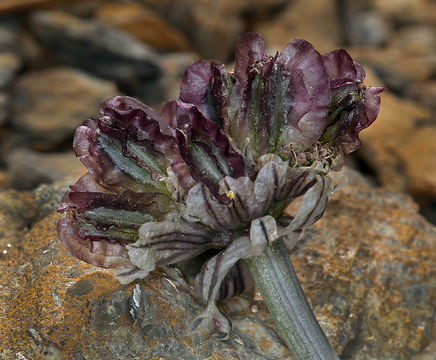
[234,32,266,84]
[227,35,331,160]
[179,61,227,127]
[100,95,164,133]
[193,215,278,339]
[175,105,248,201]
[277,39,331,150]
[57,217,131,269]
[125,220,227,279]
[99,96,182,174]
[73,118,169,194]
[282,175,333,250]
[322,49,362,82]
[58,172,173,218]
[320,82,384,157]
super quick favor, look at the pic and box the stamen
[226,190,235,199]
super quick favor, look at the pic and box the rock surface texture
[0,168,434,359]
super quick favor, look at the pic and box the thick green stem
[244,239,339,360]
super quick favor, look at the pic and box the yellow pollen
[226,190,235,199]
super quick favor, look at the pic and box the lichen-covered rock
[294,169,435,358]
[0,167,434,359]
[0,189,38,253]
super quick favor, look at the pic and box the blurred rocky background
[0,0,435,359]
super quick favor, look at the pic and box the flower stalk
[245,239,340,360]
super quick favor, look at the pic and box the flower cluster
[57,33,383,338]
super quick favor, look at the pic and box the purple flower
[57,33,382,339]
[320,50,385,167]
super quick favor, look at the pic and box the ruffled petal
[276,39,331,151]
[281,174,333,250]
[185,182,243,231]
[226,34,331,161]
[123,220,228,284]
[57,171,178,271]
[319,49,384,160]
[180,61,227,127]
[99,96,181,171]
[322,49,361,82]
[175,105,248,202]
[57,217,131,269]
[74,118,169,194]
[234,32,267,84]
[192,215,278,339]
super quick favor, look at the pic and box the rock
[142,0,289,60]
[0,168,84,256]
[0,189,38,252]
[0,26,19,54]
[29,10,162,87]
[0,52,21,90]
[96,3,190,52]
[31,167,86,221]
[11,66,117,147]
[0,22,44,68]
[344,10,390,46]
[373,0,436,26]
[137,51,199,105]
[0,92,9,126]
[0,0,60,13]
[143,0,245,61]
[359,92,436,200]
[0,172,6,189]
[0,215,291,360]
[54,0,110,17]
[4,149,84,190]
[296,167,436,358]
[405,81,436,110]
[390,25,436,57]
[255,0,342,55]
[0,167,434,359]
[411,324,436,360]
[351,46,435,94]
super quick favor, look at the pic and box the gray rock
[0,92,9,126]
[143,0,289,60]
[345,11,390,46]
[29,10,161,87]
[0,26,19,54]
[0,52,21,90]
[11,66,117,147]
[4,148,82,190]
[405,81,436,110]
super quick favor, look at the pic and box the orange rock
[0,167,434,358]
[255,0,341,55]
[96,3,190,52]
[359,92,436,199]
